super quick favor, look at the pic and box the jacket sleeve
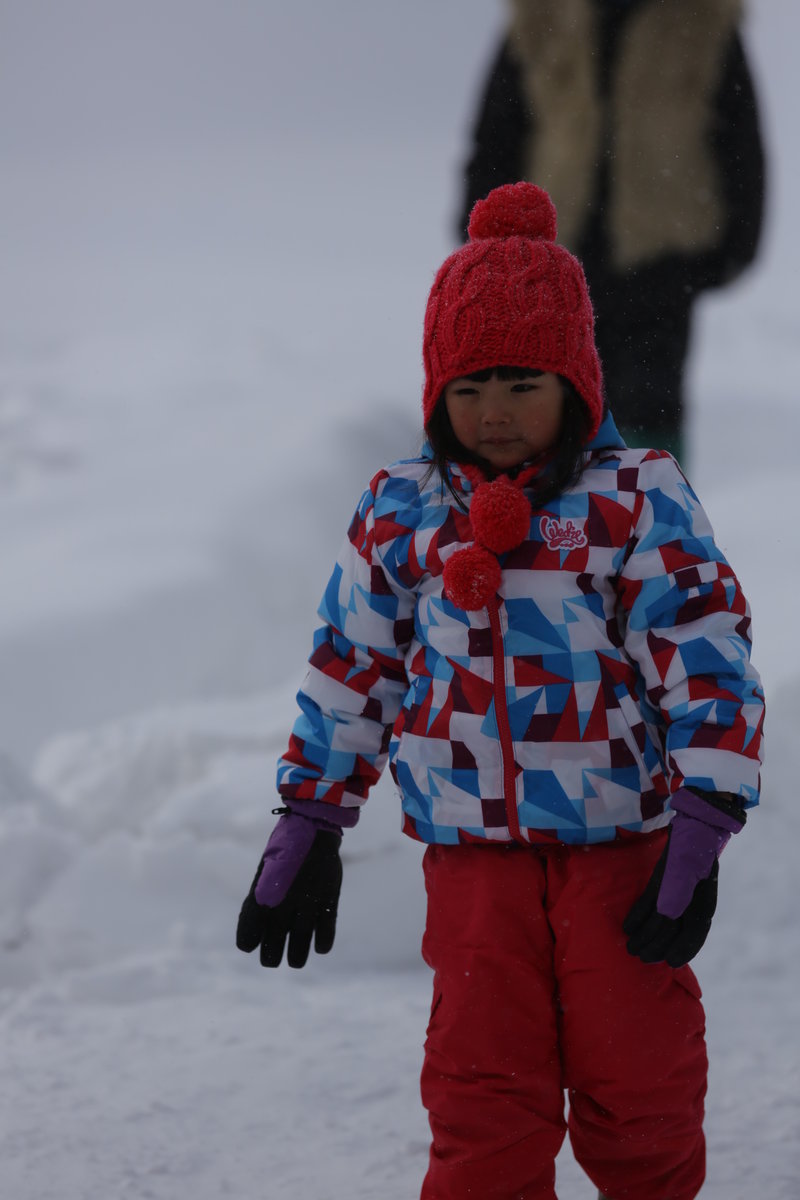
[457,37,530,241]
[276,474,416,813]
[616,452,764,805]
[690,29,766,291]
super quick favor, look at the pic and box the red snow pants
[419,833,707,1200]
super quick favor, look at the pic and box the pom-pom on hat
[422,182,603,441]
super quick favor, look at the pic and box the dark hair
[424,367,592,510]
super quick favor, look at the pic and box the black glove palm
[236,831,343,969]
[624,841,719,968]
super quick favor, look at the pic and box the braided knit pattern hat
[422,182,604,440]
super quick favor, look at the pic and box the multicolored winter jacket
[277,414,764,846]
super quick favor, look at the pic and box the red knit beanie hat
[422,182,603,441]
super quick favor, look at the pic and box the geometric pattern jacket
[277,415,764,846]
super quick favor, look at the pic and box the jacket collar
[587,409,626,452]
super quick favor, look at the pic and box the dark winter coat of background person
[458,0,766,465]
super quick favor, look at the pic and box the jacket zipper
[487,597,525,844]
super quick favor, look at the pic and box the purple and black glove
[624,788,746,968]
[236,799,359,969]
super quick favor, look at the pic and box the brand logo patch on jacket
[539,516,588,551]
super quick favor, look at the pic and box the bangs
[457,366,545,384]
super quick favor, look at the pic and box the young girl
[237,182,765,1200]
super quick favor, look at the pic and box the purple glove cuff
[656,789,742,920]
[281,797,361,830]
[253,801,358,907]
[254,814,316,906]
[669,787,745,835]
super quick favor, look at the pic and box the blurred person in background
[458,0,766,467]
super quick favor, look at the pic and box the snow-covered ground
[1,2,798,1196]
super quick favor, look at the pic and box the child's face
[444,370,564,471]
